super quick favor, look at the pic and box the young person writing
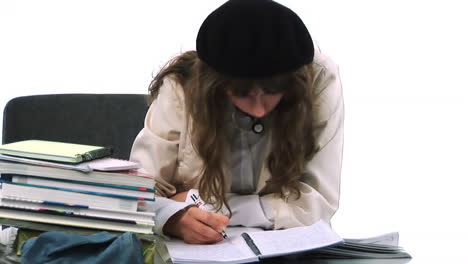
[131,0,344,244]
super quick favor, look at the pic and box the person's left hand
[170,191,188,202]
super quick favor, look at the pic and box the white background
[1,0,468,263]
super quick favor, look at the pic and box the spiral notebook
[0,140,113,164]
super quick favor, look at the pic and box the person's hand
[163,206,229,244]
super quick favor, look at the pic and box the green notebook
[0,140,113,164]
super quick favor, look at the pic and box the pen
[190,193,228,239]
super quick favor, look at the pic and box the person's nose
[250,93,267,118]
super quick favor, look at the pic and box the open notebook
[162,220,342,264]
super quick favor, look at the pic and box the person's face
[227,88,283,118]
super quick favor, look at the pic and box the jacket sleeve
[130,78,184,198]
[261,56,344,229]
[130,78,192,236]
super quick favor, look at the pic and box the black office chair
[2,93,149,159]
[0,94,152,263]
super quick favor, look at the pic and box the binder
[0,140,113,164]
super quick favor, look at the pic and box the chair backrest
[2,94,149,159]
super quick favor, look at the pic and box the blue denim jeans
[21,231,143,264]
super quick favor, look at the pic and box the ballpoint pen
[190,193,228,239]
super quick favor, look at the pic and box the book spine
[8,174,155,193]
[0,196,155,224]
[0,207,154,234]
[2,183,138,211]
[0,154,91,172]
[4,180,154,201]
[11,176,155,200]
[34,208,138,225]
[0,160,155,189]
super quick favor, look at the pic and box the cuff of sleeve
[184,189,219,212]
[259,196,275,222]
[228,195,273,229]
[184,189,198,204]
[142,197,191,239]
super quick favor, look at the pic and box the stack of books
[0,140,156,234]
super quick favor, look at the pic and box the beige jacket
[130,51,344,235]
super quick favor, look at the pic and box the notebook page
[345,232,399,247]
[83,158,140,171]
[165,227,260,264]
[247,220,343,258]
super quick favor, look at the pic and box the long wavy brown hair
[149,51,317,212]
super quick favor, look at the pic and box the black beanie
[196,0,314,79]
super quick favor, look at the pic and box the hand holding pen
[164,191,229,244]
[190,193,228,239]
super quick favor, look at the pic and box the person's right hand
[163,206,229,244]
